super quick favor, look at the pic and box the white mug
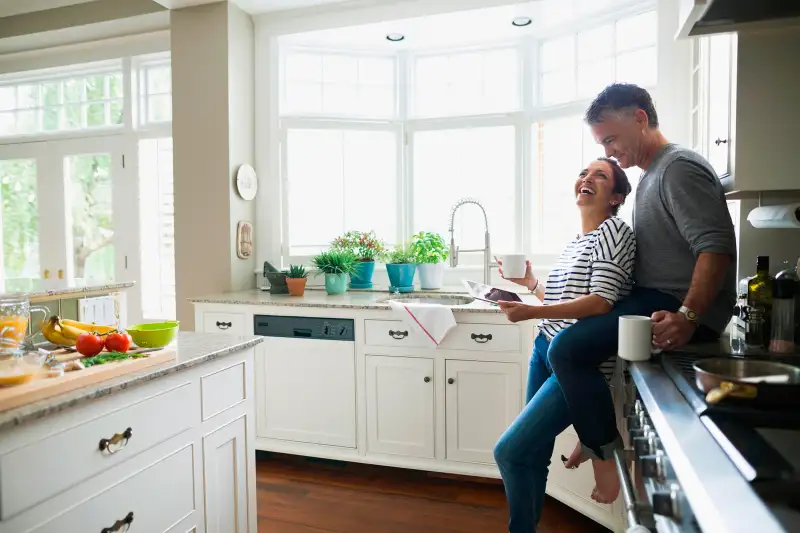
[500,254,527,279]
[618,315,656,361]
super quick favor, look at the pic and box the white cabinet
[256,338,357,448]
[203,416,250,533]
[445,360,521,464]
[366,355,435,458]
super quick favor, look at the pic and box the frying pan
[693,358,800,407]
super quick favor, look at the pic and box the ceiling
[0,0,98,18]
[234,0,353,14]
[280,0,637,50]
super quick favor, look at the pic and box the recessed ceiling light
[512,16,532,27]
[386,33,405,42]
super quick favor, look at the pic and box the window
[0,159,39,292]
[413,48,519,118]
[0,69,123,137]
[284,127,398,255]
[282,51,396,118]
[540,10,657,105]
[139,138,175,320]
[278,8,657,265]
[138,60,172,125]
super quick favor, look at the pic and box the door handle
[216,321,232,330]
[471,333,492,343]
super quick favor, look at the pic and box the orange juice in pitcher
[0,295,47,356]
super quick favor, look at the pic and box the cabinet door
[366,355,434,458]
[445,360,521,464]
[203,416,250,533]
[258,337,356,448]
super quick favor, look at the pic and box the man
[548,83,737,503]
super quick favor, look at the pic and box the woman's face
[574,159,621,214]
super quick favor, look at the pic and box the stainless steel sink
[383,294,475,306]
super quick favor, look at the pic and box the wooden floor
[256,453,609,533]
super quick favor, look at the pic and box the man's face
[589,110,645,169]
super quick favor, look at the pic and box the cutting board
[0,348,176,412]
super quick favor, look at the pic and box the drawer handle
[471,333,492,343]
[216,321,232,330]
[101,511,134,533]
[99,427,132,454]
[388,330,409,340]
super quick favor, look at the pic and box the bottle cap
[756,256,770,272]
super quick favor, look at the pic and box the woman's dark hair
[596,157,631,216]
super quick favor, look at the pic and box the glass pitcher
[0,294,48,356]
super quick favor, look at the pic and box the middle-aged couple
[493,82,737,532]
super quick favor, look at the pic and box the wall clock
[236,164,258,201]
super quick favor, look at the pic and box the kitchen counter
[629,359,790,533]
[188,288,537,314]
[0,331,263,431]
[2,281,136,303]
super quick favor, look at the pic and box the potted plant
[285,264,309,297]
[331,230,386,289]
[410,231,449,290]
[311,250,357,295]
[382,245,417,293]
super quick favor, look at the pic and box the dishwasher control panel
[254,315,355,341]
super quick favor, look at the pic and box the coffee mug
[500,254,527,279]
[618,315,657,361]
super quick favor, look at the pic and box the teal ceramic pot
[350,261,376,289]
[386,263,417,292]
[325,273,348,295]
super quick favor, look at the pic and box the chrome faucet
[448,198,493,285]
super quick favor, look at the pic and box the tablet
[462,280,523,305]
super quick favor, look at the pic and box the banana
[41,316,77,347]
[60,319,115,335]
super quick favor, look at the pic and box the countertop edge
[21,282,136,303]
[0,335,264,432]
[629,361,785,533]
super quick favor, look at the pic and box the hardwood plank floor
[256,453,609,533]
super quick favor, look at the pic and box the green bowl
[127,321,179,348]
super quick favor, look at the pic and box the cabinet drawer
[0,383,194,519]
[440,323,519,352]
[364,320,431,349]
[31,444,195,533]
[365,320,519,352]
[203,312,246,334]
[201,362,246,421]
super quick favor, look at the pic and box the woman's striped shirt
[539,217,636,340]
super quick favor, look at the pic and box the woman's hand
[498,301,537,323]
[498,259,537,291]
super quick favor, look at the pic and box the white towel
[387,300,457,347]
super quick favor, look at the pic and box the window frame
[277,3,658,268]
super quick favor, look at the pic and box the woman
[493,157,634,533]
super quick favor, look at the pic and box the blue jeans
[493,333,569,533]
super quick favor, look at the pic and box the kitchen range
[617,344,800,533]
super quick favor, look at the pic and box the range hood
[677,0,800,39]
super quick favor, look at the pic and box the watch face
[686,309,697,321]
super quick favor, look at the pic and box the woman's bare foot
[562,441,590,469]
[591,458,620,504]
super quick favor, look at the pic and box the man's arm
[652,158,736,349]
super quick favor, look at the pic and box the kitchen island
[0,331,263,533]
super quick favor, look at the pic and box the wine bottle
[747,256,773,348]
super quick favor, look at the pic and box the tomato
[76,332,104,357]
[105,332,132,353]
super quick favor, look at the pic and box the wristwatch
[678,305,698,323]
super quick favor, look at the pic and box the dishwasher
[253,315,357,448]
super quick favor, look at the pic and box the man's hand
[498,301,536,323]
[651,311,695,350]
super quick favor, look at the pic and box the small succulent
[286,264,308,279]
[311,250,358,275]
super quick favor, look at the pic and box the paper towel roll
[747,204,800,229]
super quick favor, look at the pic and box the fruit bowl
[126,321,179,348]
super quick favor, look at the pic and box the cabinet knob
[101,511,134,533]
[652,483,682,520]
[424,376,431,383]
[99,427,133,454]
[447,377,455,385]
[714,137,729,146]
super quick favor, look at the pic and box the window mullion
[521,37,535,258]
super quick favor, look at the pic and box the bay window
[278,8,657,266]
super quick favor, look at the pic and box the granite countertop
[0,332,263,431]
[1,281,136,303]
[188,288,538,314]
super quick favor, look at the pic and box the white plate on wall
[236,164,258,201]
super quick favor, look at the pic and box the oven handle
[614,448,650,533]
